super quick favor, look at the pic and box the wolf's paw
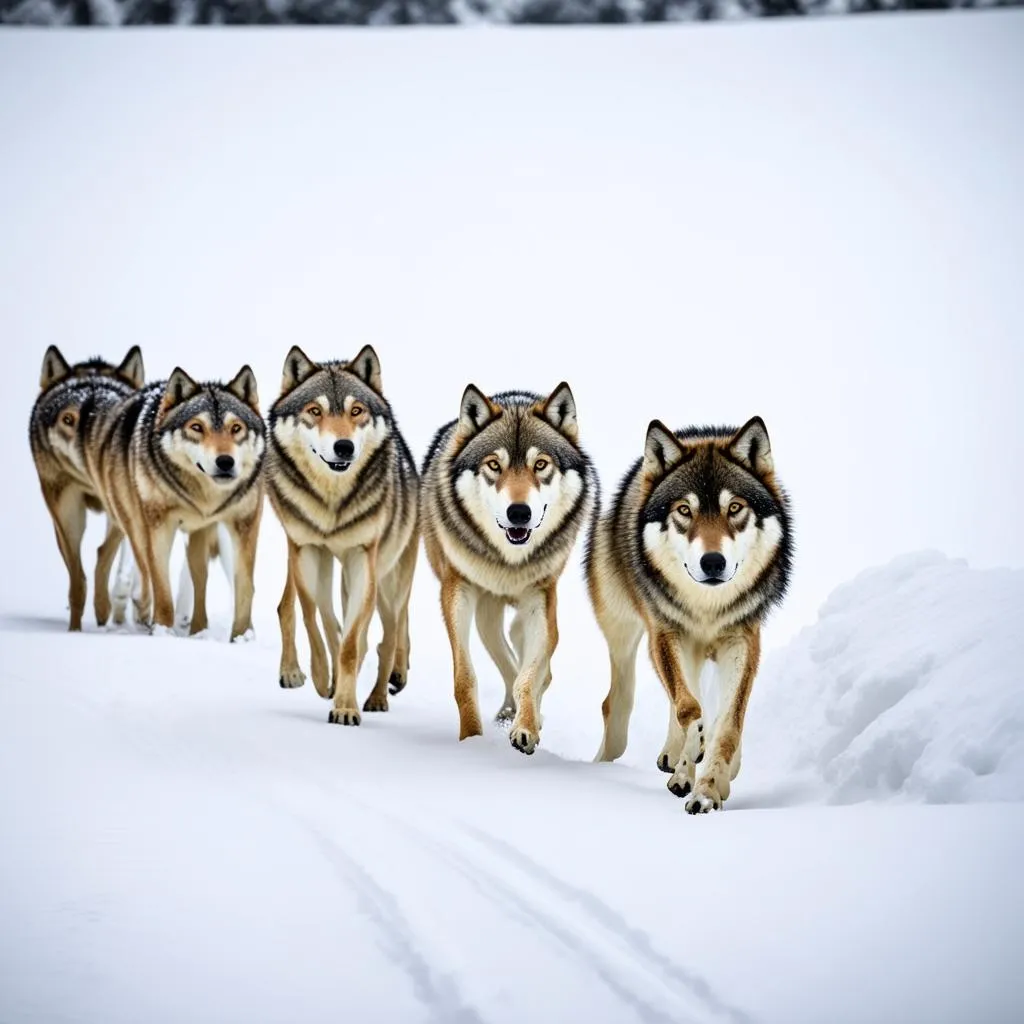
[279,668,306,689]
[231,627,255,644]
[494,702,516,725]
[387,671,407,696]
[509,723,539,755]
[328,707,362,727]
[684,778,724,815]
[362,693,389,713]
[657,751,677,774]
[151,624,175,638]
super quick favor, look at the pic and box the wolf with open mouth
[420,384,597,755]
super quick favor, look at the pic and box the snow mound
[751,551,1024,805]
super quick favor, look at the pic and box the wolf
[267,344,419,725]
[587,417,793,813]
[420,383,597,754]
[83,365,266,638]
[29,344,145,630]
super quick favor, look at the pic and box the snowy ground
[2,11,1024,1024]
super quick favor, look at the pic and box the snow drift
[745,551,1024,806]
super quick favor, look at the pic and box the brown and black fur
[267,345,419,725]
[82,366,266,638]
[28,345,145,630]
[587,417,792,812]
[420,385,597,753]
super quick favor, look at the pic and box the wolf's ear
[161,368,200,416]
[728,416,774,477]
[280,345,318,396]
[540,382,578,443]
[227,365,260,412]
[457,384,498,439]
[349,344,383,394]
[116,345,145,389]
[40,346,71,390]
[643,420,684,478]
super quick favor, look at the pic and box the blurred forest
[2,0,1019,25]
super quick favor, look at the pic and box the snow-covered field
[2,12,1024,1024]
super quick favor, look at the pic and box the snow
[2,11,1024,1024]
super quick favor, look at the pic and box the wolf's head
[157,366,265,488]
[270,344,391,477]
[639,417,789,606]
[35,345,145,472]
[39,344,145,394]
[451,383,585,559]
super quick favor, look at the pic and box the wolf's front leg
[328,544,378,726]
[294,544,331,698]
[147,519,179,630]
[93,517,124,628]
[441,571,481,740]
[226,507,261,640]
[508,585,556,756]
[648,628,703,801]
[686,626,760,814]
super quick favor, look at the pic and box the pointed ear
[540,382,578,443]
[348,344,382,394]
[160,368,200,416]
[457,384,498,439]
[40,345,71,390]
[280,345,318,396]
[642,420,684,478]
[729,416,774,477]
[115,345,145,389]
[227,364,260,412]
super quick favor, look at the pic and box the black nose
[506,503,532,527]
[700,552,727,577]
[334,439,355,459]
[215,454,235,472]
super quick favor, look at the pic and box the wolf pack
[29,342,792,814]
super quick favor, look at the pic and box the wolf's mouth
[318,454,352,473]
[504,527,531,545]
[197,463,237,484]
[685,562,740,587]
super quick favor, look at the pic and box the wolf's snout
[215,454,235,473]
[700,552,727,577]
[334,439,355,459]
[506,503,532,527]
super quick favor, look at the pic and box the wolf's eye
[676,502,692,518]
[351,405,364,418]
[230,423,243,437]
[534,459,548,473]
[189,422,204,434]
[485,459,501,474]
[61,413,75,427]
[728,501,744,515]
[307,406,322,419]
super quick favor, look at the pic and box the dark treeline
[1,0,1016,25]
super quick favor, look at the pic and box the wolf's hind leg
[477,593,517,722]
[593,611,643,764]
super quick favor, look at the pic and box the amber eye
[307,405,322,418]
[189,422,204,434]
[728,501,744,516]
[61,413,75,427]
[351,405,364,418]
[534,459,549,473]
[230,423,243,436]
[676,502,692,518]
[485,459,501,474]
